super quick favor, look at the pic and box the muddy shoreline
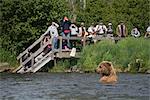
[0,62,150,74]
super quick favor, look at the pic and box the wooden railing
[17,31,49,60]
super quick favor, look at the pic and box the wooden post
[54,58,57,67]
[40,41,43,48]
[20,57,22,65]
[52,38,54,52]
[83,37,86,47]
[59,37,62,52]
[31,55,34,67]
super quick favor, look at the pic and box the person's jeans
[52,37,58,49]
[62,32,70,48]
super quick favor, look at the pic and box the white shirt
[79,27,87,35]
[88,26,95,33]
[146,26,150,32]
[95,25,107,34]
[45,24,59,38]
[70,24,78,35]
[131,28,140,37]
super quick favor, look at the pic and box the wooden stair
[17,51,53,73]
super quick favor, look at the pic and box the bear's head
[96,61,113,77]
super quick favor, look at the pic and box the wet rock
[0,63,14,73]
[146,70,150,74]
[65,65,82,73]
[115,68,123,72]
[0,68,14,73]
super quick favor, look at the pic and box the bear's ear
[106,62,111,67]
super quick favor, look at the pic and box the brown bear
[96,61,117,83]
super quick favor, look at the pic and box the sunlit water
[0,73,149,100]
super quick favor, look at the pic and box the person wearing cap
[88,23,96,35]
[131,26,140,38]
[116,21,128,37]
[95,22,107,37]
[87,23,97,43]
[107,22,114,38]
[145,26,150,38]
[45,22,59,49]
[78,22,88,37]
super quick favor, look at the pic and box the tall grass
[49,59,70,72]
[0,48,18,67]
[78,37,150,72]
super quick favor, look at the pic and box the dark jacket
[61,20,71,32]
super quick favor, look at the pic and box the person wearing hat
[95,22,107,37]
[78,22,88,37]
[88,23,96,35]
[107,22,114,38]
[116,21,128,37]
[131,26,140,38]
[45,22,59,49]
[145,26,150,38]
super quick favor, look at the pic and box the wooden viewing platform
[13,32,121,73]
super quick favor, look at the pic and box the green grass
[0,48,18,67]
[48,59,70,72]
[78,37,150,73]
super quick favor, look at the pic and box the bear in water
[96,61,117,83]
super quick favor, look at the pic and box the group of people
[43,16,150,49]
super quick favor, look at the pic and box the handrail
[59,36,121,41]
[26,51,53,73]
[59,36,83,40]
[17,32,48,60]
[20,43,49,66]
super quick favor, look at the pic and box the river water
[0,73,149,100]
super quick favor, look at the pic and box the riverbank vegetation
[78,37,150,73]
[0,48,18,68]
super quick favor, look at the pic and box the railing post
[52,38,54,52]
[83,37,86,47]
[31,55,34,67]
[20,57,22,65]
[54,57,57,67]
[59,36,62,52]
[40,41,43,47]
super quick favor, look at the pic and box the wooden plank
[83,37,86,47]
[59,36,62,52]
[56,51,80,58]
[59,36,82,40]
[12,65,22,73]
[19,57,22,65]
